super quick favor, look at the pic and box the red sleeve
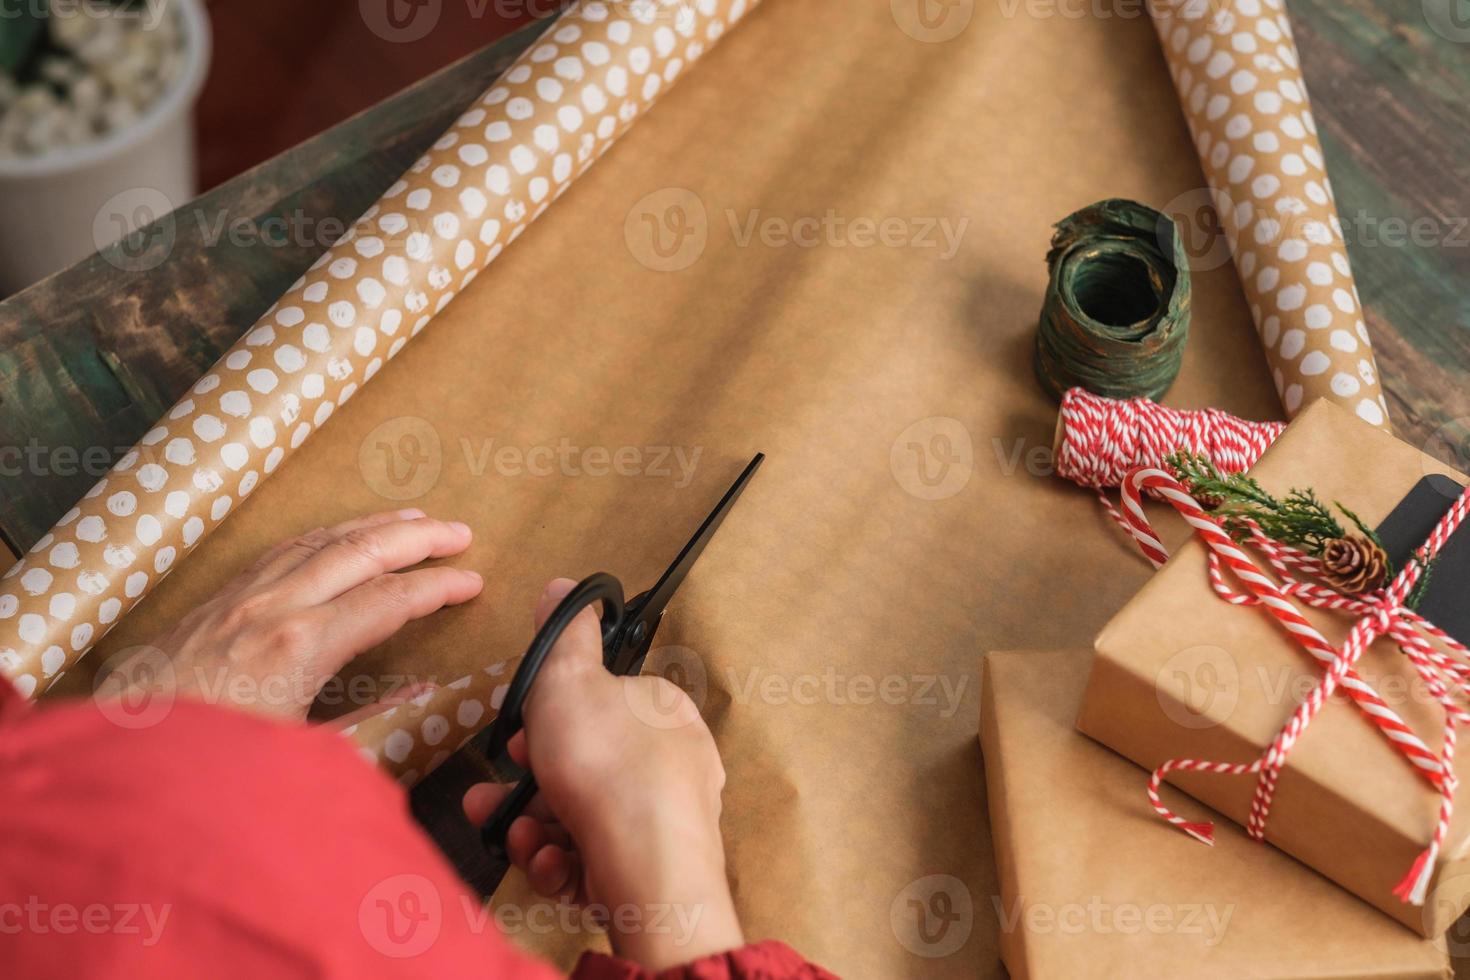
[0,675,831,979]
[0,674,562,978]
[571,941,837,980]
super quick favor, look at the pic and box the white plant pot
[0,0,212,294]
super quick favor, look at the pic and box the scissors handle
[482,773,539,851]
[480,573,625,853]
[479,454,764,855]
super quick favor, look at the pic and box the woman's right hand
[463,578,743,971]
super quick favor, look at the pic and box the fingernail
[398,508,426,520]
[449,521,472,538]
[466,570,484,585]
[542,578,575,601]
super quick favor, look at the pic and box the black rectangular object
[1375,474,1470,646]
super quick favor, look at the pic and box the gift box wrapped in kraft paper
[37,1,1310,976]
[982,649,1451,979]
[1078,400,1470,937]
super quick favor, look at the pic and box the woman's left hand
[102,509,483,723]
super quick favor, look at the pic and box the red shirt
[0,678,831,979]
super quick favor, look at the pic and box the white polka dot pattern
[0,0,762,705]
[344,659,516,786]
[1152,0,1390,429]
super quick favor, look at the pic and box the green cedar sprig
[1407,555,1436,610]
[1163,451,1439,609]
[1165,450,1346,552]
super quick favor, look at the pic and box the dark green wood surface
[1292,1,1470,452]
[0,18,550,557]
[1,6,1467,555]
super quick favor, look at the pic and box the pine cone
[1321,536,1388,594]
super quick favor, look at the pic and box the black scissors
[478,453,764,853]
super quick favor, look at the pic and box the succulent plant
[0,7,48,77]
[0,0,185,158]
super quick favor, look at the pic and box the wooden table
[0,0,1466,897]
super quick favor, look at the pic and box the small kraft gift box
[981,649,1451,979]
[1077,399,1470,936]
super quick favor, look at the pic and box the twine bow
[1112,465,1470,905]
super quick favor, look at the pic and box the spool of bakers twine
[1035,199,1191,402]
[1054,387,1286,489]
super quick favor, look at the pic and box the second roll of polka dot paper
[1151,0,1390,430]
[0,0,763,725]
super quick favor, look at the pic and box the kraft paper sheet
[1151,0,1391,429]
[4,1,1384,977]
[982,649,1450,979]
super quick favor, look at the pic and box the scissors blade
[612,453,764,670]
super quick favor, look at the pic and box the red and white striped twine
[1054,387,1285,490]
[1055,388,1470,905]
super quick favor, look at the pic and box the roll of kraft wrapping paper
[351,463,773,783]
[1150,0,1391,430]
[0,0,762,707]
[345,659,520,785]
